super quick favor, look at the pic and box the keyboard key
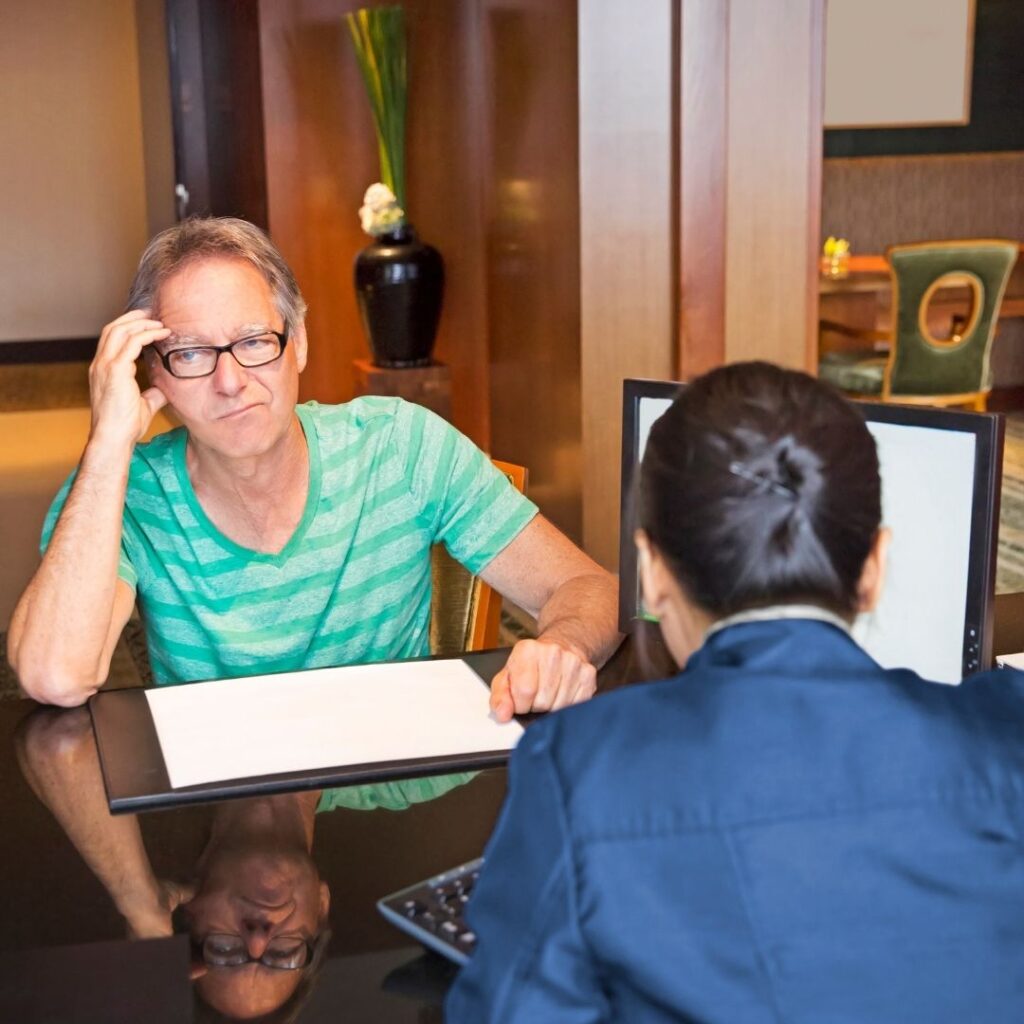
[417,911,440,932]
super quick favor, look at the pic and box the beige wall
[0,0,159,341]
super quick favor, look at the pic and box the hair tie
[728,461,797,499]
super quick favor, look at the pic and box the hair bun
[728,459,797,500]
[772,436,823,509]
[728,435,821,507]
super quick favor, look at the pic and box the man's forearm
[535,570,622,668]
[8,436,134,704]
[16,709,161,926]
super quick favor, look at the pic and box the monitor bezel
[618,378,1005,678]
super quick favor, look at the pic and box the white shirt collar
[704,604,853,642]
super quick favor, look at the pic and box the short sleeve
[40,469,138,590]
[315,771,478,813]
[391,401,538,574]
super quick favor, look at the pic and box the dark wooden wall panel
[259,0,491,445]
[482,0,582,541]
[259,0,582,521]
[404,2,491,448]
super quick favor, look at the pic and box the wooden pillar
[579,0,676,569]
[721,0,824,369]
[581,0,826,570]
[679,0,825,374]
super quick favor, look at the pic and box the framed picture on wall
[825,0,976,129]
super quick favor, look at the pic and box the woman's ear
[634,530,664,617]
[634,528,714,669]
[856,527,891,613]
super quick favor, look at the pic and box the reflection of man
[17,708,330,1021]
[8,218,619,710]
[184,793,330,1020]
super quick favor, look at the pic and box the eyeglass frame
[153,329,290,379]
[194,931,316,971]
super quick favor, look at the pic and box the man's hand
[489,638,598,723]
[122,879,197,940]
[89,309,171,448]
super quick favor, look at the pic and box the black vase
[354,224,445,368]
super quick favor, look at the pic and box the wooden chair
[429,460,528,655]
[819,239,1018,411]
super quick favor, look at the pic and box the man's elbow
[13,660,101,708]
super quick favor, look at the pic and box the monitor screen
[619,380,1004,684]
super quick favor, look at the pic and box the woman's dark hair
[638,361,881,618]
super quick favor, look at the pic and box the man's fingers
[527,641,582,711]
[95,313,169,364]
[495,640,599,718]
[105,308,153,331]
[140,387,168,430]
[489,669,515,723]
[99,324,170,366]
[508,652,542,713]
[565,662,598,707]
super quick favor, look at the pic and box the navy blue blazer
[447,619,1024,1023]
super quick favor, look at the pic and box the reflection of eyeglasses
[197,932,314,970]
[156,331,289,379]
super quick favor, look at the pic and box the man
[8,217,619,711]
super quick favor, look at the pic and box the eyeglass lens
[167,334,283,378]
[203,933,310,969]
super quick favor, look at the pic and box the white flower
[359,183,406,237]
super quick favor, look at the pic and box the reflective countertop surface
[0,695,513,1022]
[0,631,650,1022]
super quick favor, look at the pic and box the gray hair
[126,216,308,331]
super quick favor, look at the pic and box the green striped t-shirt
[42,398,537,685]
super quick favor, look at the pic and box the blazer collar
[686,616,880,676]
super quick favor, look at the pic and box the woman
[447,362,1024,1023]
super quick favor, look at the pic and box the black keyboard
[377,857,483,965]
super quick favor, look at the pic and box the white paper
[145,659,524,790]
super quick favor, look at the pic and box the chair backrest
[429,460,528,656]
[884,239,1018,398]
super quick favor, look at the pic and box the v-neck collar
[173,404,322,565]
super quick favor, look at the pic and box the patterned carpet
[997,413,1024,593]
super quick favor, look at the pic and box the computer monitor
[619,379,1004,684]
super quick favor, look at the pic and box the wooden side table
[352,359,452,423]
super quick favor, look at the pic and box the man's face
[150,257,308,460]
[184,847,329,1018]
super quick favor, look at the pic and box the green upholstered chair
[428,460,527,656]
[819,239,1018,411]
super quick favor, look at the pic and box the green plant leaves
[346,6,407,208]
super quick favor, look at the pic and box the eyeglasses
[156,330,289,379]
[197,932,314,971]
